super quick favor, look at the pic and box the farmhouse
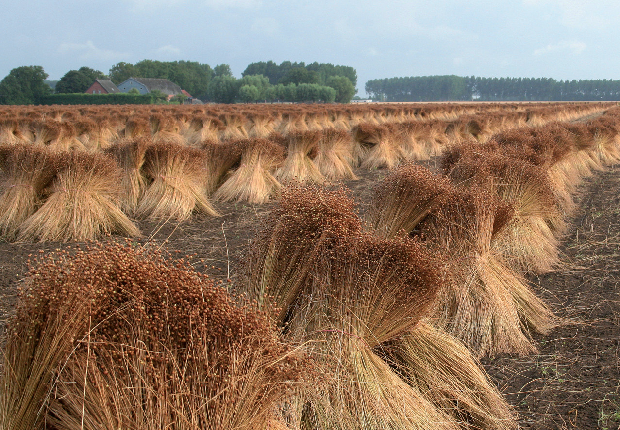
[117,77,184,99]
[85,79,121,94]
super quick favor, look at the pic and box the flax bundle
[17,151,140,242]
[0,144,59,240]
[445,150,564,274]
[276,112,309,135]
[0,119,20,145]
[387,322,515,430]
[122,117,151,140]
[586,116,620,165]
[368,163,451,239]
[136,142,219,221]
[275,130,324,184]
[247,113,276,138]
[1,243,309,430]
[218,113,249,141]
[31,120,61,147]
[247,184,515,428]
[314,128,357,181]
[212,137,285,204]
[394,122,431,161]
[245,184,361,324]
[150,113,185,144]
[417,186,554,356]
[369,163,554,356]
[202,139,243,195]
[82,117,119,150]
[490,126,577,212]
[352,123,404,169]
[104,137,152,216]
[182,115,222,146]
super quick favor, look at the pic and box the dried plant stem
[136,142,219,221]
[275,131,324,184]
[212,138,284,204]
[387,322,516,430]
[0,145,58,240]
[17,152,140,242]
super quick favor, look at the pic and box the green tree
[171,93,189,104]
[134,59,172,79]
[169,61,213,100]
[109,62,138,84]
[242,61,283,84]
[274,83,297,102]
[306,62,358,87]
[55,67,105,93]
[264,85,277,102]
[55,70,91,93]
[279,68,320,85]
[238,74,270,100]
[78,66,106,82]
[326,76,356,103]
[295,83,335,102]
[242,61,357,87]
[0,65,51,104]
[149,89,168,103]
[238,85,261,103]
[213,64,233,77]
[207,75,239,103]
[110,60,213,100]
[318,85,337,103]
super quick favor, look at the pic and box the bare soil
[0,161,618,429]
[482,164,620,430]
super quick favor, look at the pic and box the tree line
[365,75,620,102]
[0,60,357,105]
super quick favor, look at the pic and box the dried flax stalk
[314,128,357,181]
[446,151,565,274]
[418,186,554,356]
[387,322,516,430]
[104,137,152,216]
[0,144,59,240]
[246,183,514,428]
[212,138,284,204]
[1,243,308,430]
[275,131,324,184]
[202,139,243,195]
[136,142,219,221]
[17,151,140,242]
[245,184,361,324]
[368,162,452,239]
[285,235,457,429]
[353,123,404,170]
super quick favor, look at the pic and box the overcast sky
[3,0,620,96]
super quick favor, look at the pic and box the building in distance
[85,79,121,95]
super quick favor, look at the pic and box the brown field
[0,101,619,429]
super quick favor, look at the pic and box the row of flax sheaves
[0,102,607,153]
[0,102,610,242]
[242,109,620,429]
[3,107,620,430]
